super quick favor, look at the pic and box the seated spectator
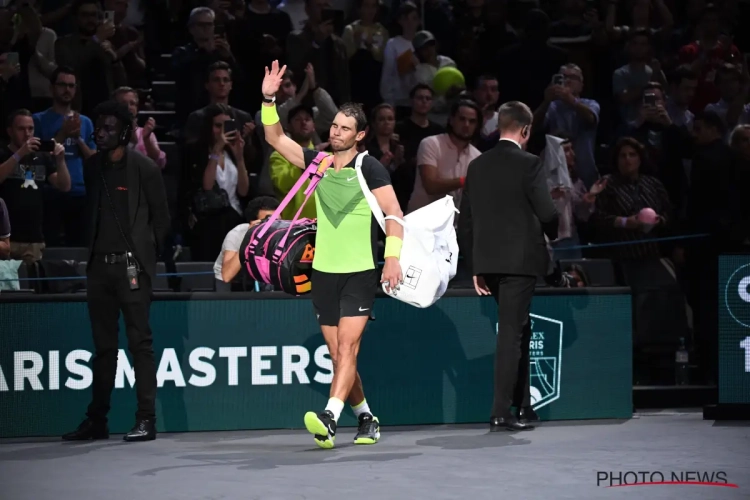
[215,195,280,283]
[342,0,388,113]
[394,84,444,211]
[114,87,166,168]
[535,63,600,187]
[181,104,250,262]
[13,2,58,113]
[0,5,32,122]
[613,29,664,131]
[604,0,674,45]
[172,7,237,124]
[408,99,481,226]
[55,0,126,117]
[666,65,698,130]
[365,104,405,174]
[380,1,421,117]
[0,197,9,260]
[0,109,71,263]
[590,137,672,263]
[549,135,604,260]
[472,75,500,138]
[33,67,96,247]
[677,4,742,114]
[686,111,732,238]
[453,0,516,85]
[285,0,350,105]
[269,105,318,220]
[494,8,568,114]
[184,61,254,144]
[244,0,293,44]
[704,64,750,130]
[103,0,147,89]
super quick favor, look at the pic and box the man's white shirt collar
[499,138,522,149]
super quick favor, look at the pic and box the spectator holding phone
[0,109,70,263]
[55,0,126,118]
[33,66,95,247]
[534,63,600,188]
[114,86,166,168]
[184,61,254,144]
[366,103,405,173]
[180,104,249,261]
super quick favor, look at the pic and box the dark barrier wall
[719,256,750,404]
[0,289,633,438]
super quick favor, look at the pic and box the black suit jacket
[459,140,559,277]
[84,149,171,281]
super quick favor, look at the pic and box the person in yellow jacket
[269,105,322,220]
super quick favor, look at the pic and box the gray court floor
[1,411,748,500]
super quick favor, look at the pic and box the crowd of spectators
[1,0,750,382]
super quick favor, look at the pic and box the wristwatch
[262,94,276,104]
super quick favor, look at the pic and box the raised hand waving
[262,60,287,99]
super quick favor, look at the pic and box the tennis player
[261,60,404,449]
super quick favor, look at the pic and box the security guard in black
[62,100,170,444]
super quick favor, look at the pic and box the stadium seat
[176,262,216,292]
[15,261,34,292]
[73,262,87,292]
[43,247,89,262]
[559,258,617,286]
[154,262,171,291]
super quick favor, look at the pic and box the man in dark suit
[63,101,170,442]
[459,101,558,432]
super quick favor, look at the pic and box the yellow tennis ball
[432,66,466,96]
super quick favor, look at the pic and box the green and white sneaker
[304,410,336,449]
[353,413,380,445]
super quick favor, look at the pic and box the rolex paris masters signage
[719,257,750,404]
[497,313,563,410]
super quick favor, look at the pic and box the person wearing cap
[413,30,456,87]
[269,104,320,221]
[413,30,456,126]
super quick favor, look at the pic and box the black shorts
[311,269,378,326]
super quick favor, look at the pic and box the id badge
[126,253,140,290]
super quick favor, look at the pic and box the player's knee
[336,341,358,361]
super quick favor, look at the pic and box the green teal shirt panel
[302,148,391,273]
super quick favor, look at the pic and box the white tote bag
[354,152,459,308]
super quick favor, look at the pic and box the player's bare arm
[261,60,305,169]
[372,184,404,292]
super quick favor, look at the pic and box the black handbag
[192,184,231,216]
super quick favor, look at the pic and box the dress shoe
[123,419,156,442]
[490,415,535,432]
[517,406,540,424]
[62,419,109,441]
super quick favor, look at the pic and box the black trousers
[86,259,157,422]
[484,273,537,417]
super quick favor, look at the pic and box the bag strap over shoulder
[252,151,331,245]
[354,151,386,233]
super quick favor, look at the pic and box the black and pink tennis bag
[239,152,332,295]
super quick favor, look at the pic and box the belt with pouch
[99,253,129,264]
